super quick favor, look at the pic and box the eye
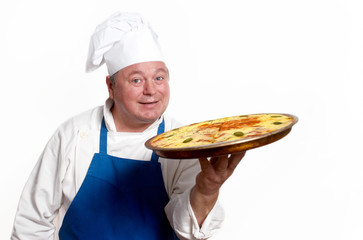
[155,76,166,84]
[131,78,142,86]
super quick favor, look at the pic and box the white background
[1,0,363,239]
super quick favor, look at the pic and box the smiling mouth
[140,101,158,105]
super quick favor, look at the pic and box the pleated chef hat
[86,12,164,75]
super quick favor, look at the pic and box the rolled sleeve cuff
[166,188,225,240]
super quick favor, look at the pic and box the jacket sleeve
[164,159,225,240]
[11,128,69,240]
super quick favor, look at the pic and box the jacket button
[80,131,88,138]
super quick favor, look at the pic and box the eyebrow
[155,68,169,76]
[127,70,143,76]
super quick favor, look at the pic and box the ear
[105,76,114,100]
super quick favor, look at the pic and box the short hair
[109,71,118,86]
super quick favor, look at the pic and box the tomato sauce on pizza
[150,114,295,149]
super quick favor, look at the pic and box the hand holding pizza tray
[145,113,298,159]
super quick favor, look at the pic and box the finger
[198,157,211,171]
[228,151,246,170]
[210,157,219,166]
[213,155,229,172]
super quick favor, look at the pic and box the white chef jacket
[11,99,224,240]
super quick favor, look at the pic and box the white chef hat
[86,12,164,76]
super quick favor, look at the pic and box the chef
[11,12,245,240]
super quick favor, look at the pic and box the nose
[143,79,156,95]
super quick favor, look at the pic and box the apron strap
[99,117,108,154]
[150,117,165,162]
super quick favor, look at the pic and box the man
[11,12,245,240]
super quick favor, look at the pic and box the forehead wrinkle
[125,67,168,78]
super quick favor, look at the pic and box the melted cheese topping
[151,114,294,148]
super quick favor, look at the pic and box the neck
[111,109,158,133]
[114,120,154,132]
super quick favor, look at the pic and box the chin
[137,114,162,123]
[137,108,165,121]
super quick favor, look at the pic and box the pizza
[149,113,296,149]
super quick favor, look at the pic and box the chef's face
[106,61,170,130]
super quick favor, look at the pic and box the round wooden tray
[145,113,298,159]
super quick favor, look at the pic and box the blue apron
[59,118,178,239]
